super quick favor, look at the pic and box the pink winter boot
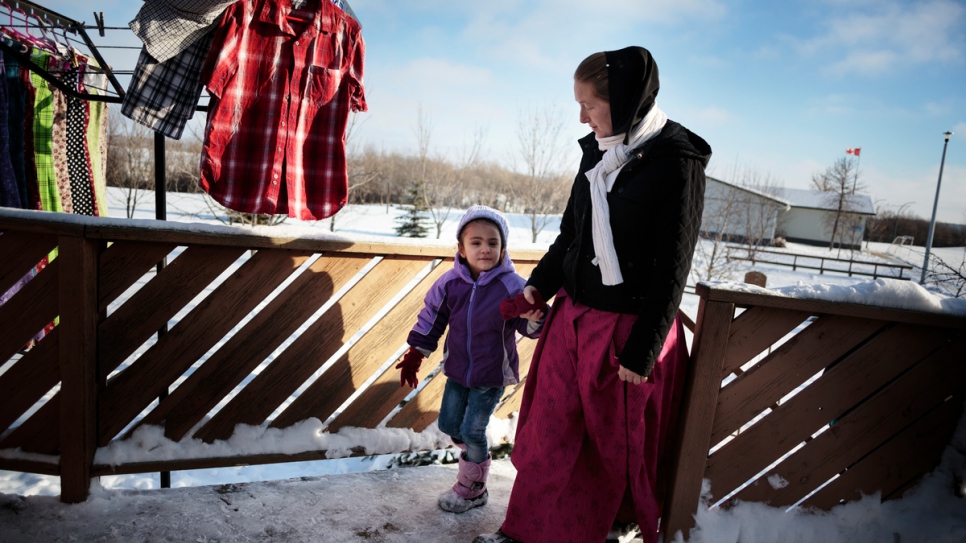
[438,454,490,513]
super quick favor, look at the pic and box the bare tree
[738,168,785,260]
[331,111,383,231]
[512,105,569,242]
[693,178,743,282]
[811,157,867,251]
[923,248,966,298]
[105,110,154,218]
[410,106,449,238]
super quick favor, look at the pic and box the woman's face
[574,79,612,138]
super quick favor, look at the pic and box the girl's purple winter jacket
[407,251,542,389]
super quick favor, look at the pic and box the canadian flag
[846,148,861,156]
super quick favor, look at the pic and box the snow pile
[94,419,454,466]
[712,277,966,316]
[88,415,516,468]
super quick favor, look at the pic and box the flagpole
[852,152,860,194]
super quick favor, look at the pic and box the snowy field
[1,187,965,542]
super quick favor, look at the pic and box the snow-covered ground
[1,188,965,542]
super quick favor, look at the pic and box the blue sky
[36,0,966,225]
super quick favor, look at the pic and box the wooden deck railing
[3,209,965,543]
[662,282,966,540]
[0,208,549,502]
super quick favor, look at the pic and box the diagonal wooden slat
[267,260,451,433]
[711,314,886,444]
[0,393,60,453]
[0,258,58,362]
[97,241,177,312]
[0,328,59,433]
[196,257,436,442]
[97,245,246,377]
[325,333,448,433]
[730,337,966,507]
[721,306,812,378]
[96,249,313,445]
[386,368,447,433]
[135,254,371,442]
[0,231,57,296]
[705,323,951,503]
[802,394,964,510]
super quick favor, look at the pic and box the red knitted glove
[395,347,424,388]
[499,291,548,320]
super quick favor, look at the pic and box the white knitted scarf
[585,104,668,285]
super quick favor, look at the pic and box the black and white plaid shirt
[120,34,211,139]
[129,0,237,63]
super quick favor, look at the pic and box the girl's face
[458,220,503,280]
[574,79,613,138]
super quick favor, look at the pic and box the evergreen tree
[395,179,430,238]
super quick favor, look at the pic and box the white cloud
[690,105,734,125]
[794,0,966,76]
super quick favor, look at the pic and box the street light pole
[920,131,953,284]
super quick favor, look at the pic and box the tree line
[105,109,965,248]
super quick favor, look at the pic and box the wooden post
[58,236,99,503]
[661,294,734,541]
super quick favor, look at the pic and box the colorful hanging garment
[200,0,367,220]
[84,63,108,216]
[27,48,62,212]
[49,59,72,214]
[20,51,40,210]
[0,52,21,208]
[3,43,27,208]
[63,64,96,216]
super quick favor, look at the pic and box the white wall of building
[702,178,784,243]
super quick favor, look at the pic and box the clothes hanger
[28,14,56,52]
[286,0,315,24]
[0,2,31,46]
[18,9,53,51]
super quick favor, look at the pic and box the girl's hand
[520,309,545,322]
[618,365,648,385]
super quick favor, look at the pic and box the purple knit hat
[456,205,510,247]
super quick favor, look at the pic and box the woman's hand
[523,285,540,304]
[618,365,648,385]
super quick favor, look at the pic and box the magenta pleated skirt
[502,290,689,543]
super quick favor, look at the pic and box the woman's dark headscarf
[604,46,660,144]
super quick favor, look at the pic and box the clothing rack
[4,0,125,102]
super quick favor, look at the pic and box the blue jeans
[437,379,504,463]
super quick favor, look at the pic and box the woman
[475,46,711,543]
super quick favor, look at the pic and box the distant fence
[726,246,913,280]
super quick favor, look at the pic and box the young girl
[396,205,545,514]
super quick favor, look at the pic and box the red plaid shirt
[200,0,366,220]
